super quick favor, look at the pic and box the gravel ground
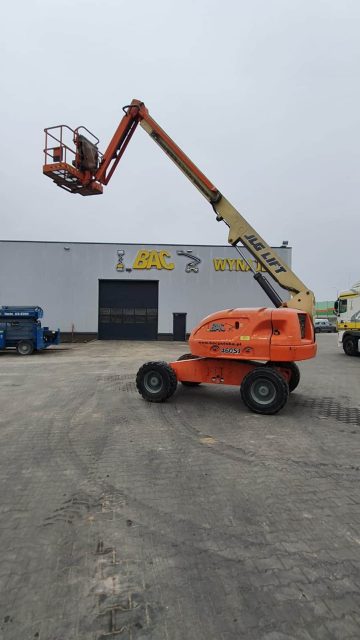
[0,335,359,640]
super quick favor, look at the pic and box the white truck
[335,282,360,356]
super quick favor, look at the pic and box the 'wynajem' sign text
[213,258,266,272]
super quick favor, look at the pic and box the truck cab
[335,284,360,356]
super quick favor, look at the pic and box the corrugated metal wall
[0,242,292,336]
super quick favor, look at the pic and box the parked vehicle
[0,306,60,355]
[314,319,337,334]
[335,282,360,356]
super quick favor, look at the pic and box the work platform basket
[43,125,103,195]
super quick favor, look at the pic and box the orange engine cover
[188,307,316,363]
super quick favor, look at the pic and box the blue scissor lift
[0,307,60,355]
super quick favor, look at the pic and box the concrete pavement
[0,336,359,639]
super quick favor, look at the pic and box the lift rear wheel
[16,340,34,356]
[267,361,300,393]
[136,361,177,402]
[177,353,201,387]
[241,367,289,415]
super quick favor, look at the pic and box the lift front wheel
[241,368,289,415]
[136,361,177,402]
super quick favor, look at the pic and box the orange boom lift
[43,99,316,414]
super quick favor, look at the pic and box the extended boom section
[43,98,314,315]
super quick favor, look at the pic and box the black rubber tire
[241,367,289,415]
[166,367,178,398]
[16,340,34,356]
[267,361,300,393]
[177,353,201,387]
[343,336,357,356]
[136,361,177,402]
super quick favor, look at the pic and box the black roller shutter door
[99,280,158,340]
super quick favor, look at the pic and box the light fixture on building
[64,246,71,251]
[281,240,289,247]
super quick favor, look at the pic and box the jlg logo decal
[244,234,287,274]
[133,250,174,270]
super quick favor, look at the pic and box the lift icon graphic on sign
[176,250,201,273]
[116,250,125,271]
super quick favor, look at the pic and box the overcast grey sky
[1,0,359,300]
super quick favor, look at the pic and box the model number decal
[221,347,241,354]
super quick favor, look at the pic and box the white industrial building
[0,241,291,340]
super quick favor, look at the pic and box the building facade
[0,241,292,340]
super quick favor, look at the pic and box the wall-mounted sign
[133,250,174,270]
[115,248,267,273]
[213,258,266,272]
[115,248,201,272]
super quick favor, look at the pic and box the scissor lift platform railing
[43,125,103,196]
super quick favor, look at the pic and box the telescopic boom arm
[43,99,314,316]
